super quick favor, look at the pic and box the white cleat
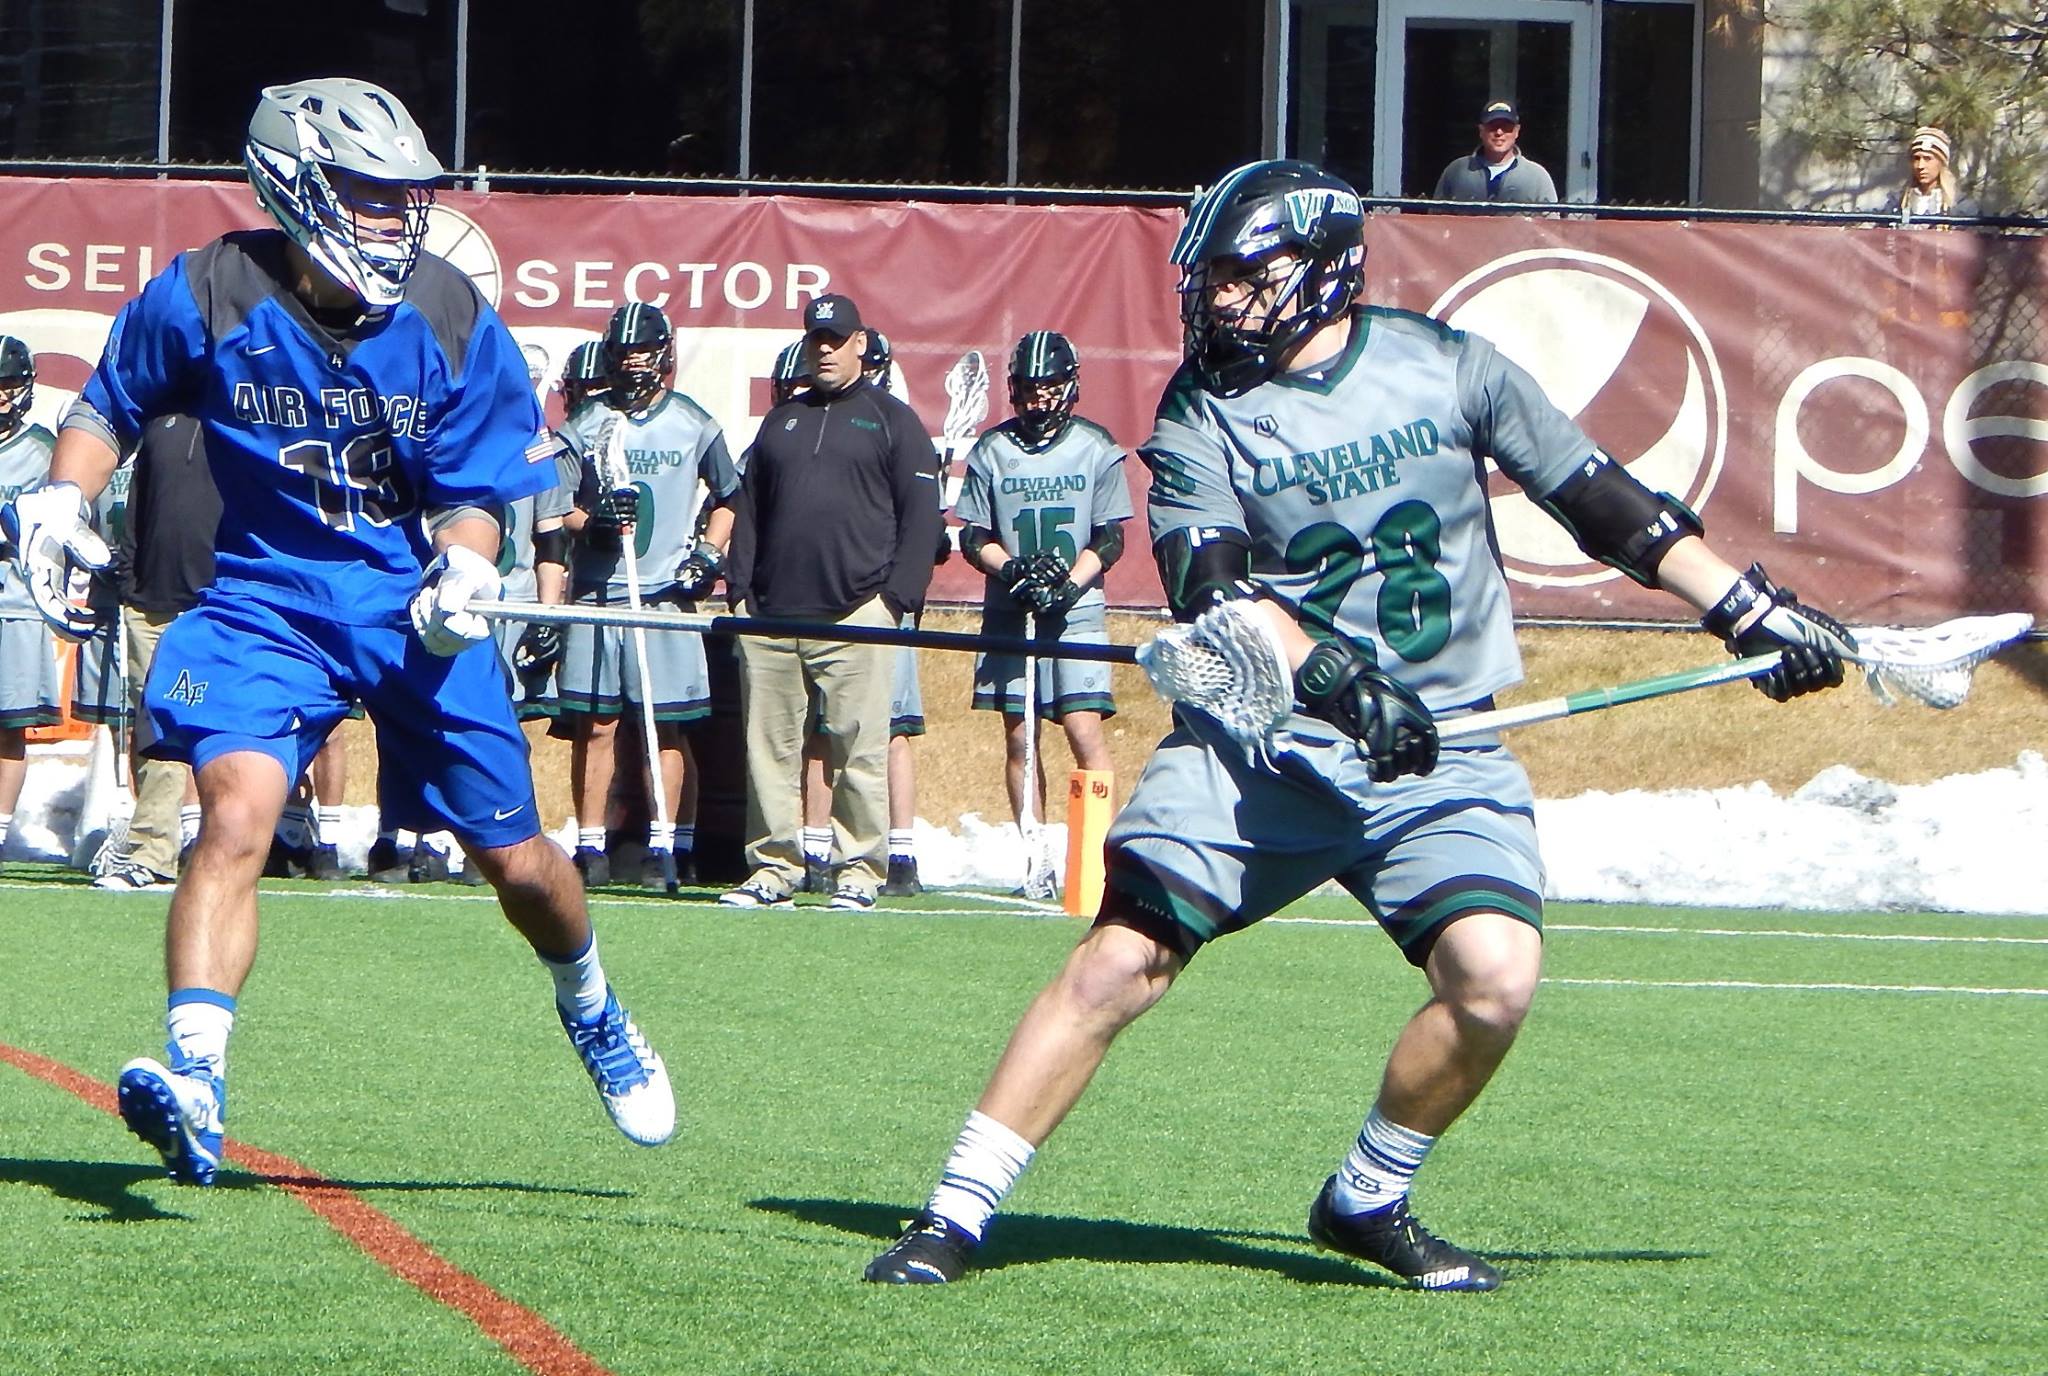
[559,992,675,1147]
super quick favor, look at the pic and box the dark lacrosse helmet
[861,329,894,390]
[560,340,609,415]
[1171,159,1366,396]
[771,340,811,406]
[0,336,33,434]
[1007,330,1080,449]
[602,301,674,412]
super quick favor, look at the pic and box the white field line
[1547,976,2048,998]
[1267,915,2048,946]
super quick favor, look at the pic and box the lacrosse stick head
[941,350,990,450]
[1136,599,1294,747]
[1850,612,2034,709]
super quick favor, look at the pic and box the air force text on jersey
[230,382,431,440]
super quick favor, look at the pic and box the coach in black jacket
[722,293,944,910]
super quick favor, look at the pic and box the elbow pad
[1537,450,1702,588]
[532,528,569,567]
[1154,524,1255,622]
[960,524,995,567]
[1087,521,1125,571]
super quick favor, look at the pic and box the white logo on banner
[424,204,502,307]
[1428,249,1728,589]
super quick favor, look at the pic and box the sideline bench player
[1,78,675,1186]
[864,159,1851,1288]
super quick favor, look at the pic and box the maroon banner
[0,176,2039,622]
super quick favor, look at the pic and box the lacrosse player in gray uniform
[867,159,1853,1290]
[956,330,1128,833]
[558,303,740,888]
[72,450,134,735]
[0,339,61,850]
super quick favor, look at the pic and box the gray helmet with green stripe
[1171,159,1365,396]
[1007,330,1080,449]
[602,302,674,411]
[244,79,442,312]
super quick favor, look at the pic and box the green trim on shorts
[557,692,711,725]
[1387,879,1544,965]
[889,715,926,738]
[0,705,60,730]
[971,690,1118,722]
[1102,856,1227,948]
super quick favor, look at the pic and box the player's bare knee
[1060,925,1181,1024]
[1428,913,1542,1038]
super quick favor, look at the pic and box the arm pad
[1087,521,1125,570]
[1154,524,1255,623]
[532,528,569,567]
[1537,450,1702,588]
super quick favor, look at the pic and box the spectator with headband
[1887,125,1979,226]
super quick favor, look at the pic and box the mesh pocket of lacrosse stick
[1135,599,1295,746]
[1850,612,2035,709]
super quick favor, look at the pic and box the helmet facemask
[605,341,671,412]
[0,338,34,438]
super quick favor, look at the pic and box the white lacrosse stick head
[942,350,990,448]
[1850,612,2034,709]
[1136,598,1295,748]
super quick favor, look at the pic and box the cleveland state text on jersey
[1249,418,1440,503]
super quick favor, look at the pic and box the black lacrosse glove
[513,622,562,676]
[1023,576,1085,616]
[580,484,638,552]
[997,557,1038,604]
[1701,562,1855,702]
[673,540,724,602]
[1294,639,1439,783]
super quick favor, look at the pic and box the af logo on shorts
[165,670,208,705]
[1428,249,1728,589]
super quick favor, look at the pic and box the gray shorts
[891,635,924,737]
[971,602,1116,720]
[72,619,132,725]
[493,615,559,721]
[1101,713,1543,966]
[0,617,63,729]
[557,593,711,723]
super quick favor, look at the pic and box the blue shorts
[143,589,541,849]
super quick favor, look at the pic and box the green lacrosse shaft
[480,599,1785,740]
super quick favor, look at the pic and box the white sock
[165,989,235,1078]
[180,806,202,846]
[278,804,314,850]
[0,812,11,844]
[315,806,343,844]
[648,820,676,852]
[1331,1107,1435,1215]
[675,825,696,855]
[888,828,915,861]
[577,826,605,852]
[802,827,833,863]
[538,933,609,1022]
[925,1110,1036,1241]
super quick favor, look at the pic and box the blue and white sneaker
[117,1056,226,1185]
[559,991,675,1147]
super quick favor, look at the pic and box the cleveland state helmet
[861,329,894,389]
[1171,159,1366,396]
[560,340,609,415]
[0,335,34,431]
[602,302,673,411]
[1007,330,1079,449]
[771,340,811,406]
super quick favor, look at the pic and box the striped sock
[1331,1107,1435,1215]
[802,827,833,864]
[0,813,10,845]
[166,988,236,1078]
[578,826,605,852]
[888,828,915,861]
[924,1110,1036,1242]
[648,820,676,852]
[675,825,696,855]
[315,806,343,844]
[180,806,202,847]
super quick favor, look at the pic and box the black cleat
[801,857,833,894]
[880,855,923,897]
[640,849,680,892]
[673,851,698,886]
[573,846,611,888]
[408,846,452,884]
[264,837,307,879]
[1307,1177,1501,1291]
[863,1211,977,1284]
[366,837,411,883]
[306,843,344,881]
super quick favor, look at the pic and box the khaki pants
[123,606,192,878]
[737,596,896,894]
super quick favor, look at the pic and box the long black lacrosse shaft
[480,600,1144,665]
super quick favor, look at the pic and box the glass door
[1373,0,1593,201]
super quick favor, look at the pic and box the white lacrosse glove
[409,545,503,656]
[0,481,111,642]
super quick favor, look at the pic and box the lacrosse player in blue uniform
[1,78,674,1186]
[866,160,1852,1288]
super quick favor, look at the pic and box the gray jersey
[1142,306,1592,707]
[499,439,578,600]
[564,391,739,599]
[955,416,1132,612]
[0,423,57,621]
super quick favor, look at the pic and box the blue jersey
[72,229,549,626]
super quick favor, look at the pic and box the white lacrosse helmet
[244,78,443,311]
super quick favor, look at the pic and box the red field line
[0,1040,616,1376]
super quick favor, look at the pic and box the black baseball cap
[803,293,864,339]
[1479,100,1520,126]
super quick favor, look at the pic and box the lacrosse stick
[479,602,2034,747]
[602,422,677,893]
[1018,613,1059,900]
[940,350,990,464]
[89,613,134,876]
